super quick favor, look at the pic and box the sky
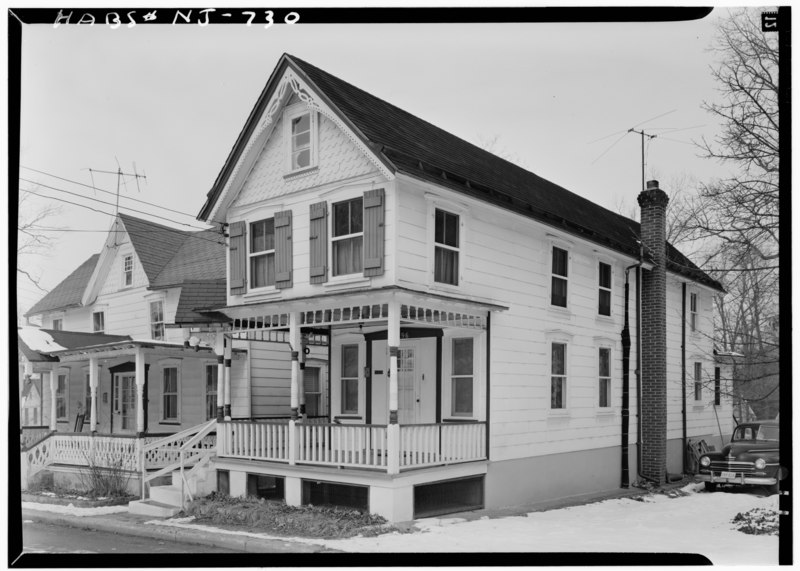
[14,6,745,316]
[22,482,780,563]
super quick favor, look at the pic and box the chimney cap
[646,180,660,190]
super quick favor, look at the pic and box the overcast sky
[15,8,742,315]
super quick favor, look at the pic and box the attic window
[123,255,134,287]
[286,106,317,173]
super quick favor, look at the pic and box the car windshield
[733,425,779,442]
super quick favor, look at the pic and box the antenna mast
[627,128,657,191]
[87,164,147,216]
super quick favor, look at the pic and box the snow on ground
[22,501,129,517]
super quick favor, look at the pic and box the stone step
[128,499,181,518]
[150,484,183,507]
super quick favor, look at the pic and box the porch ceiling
[218,286,507,334]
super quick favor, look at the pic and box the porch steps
[127,498,181,518]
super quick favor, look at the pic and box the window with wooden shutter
[363,188,385,277]
[309,202,328,284]
[229,221,247,295]
[274,210,293,289]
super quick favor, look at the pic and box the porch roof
[48,338,245,363]
[213,286,508,334]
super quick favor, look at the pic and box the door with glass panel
[113,373,137,433]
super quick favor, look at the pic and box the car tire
[704,482,717,492]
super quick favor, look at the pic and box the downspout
[681,283,687,474]
[621,265,635,488]
[635,264,643,480]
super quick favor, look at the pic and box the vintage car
[696,420,781,494]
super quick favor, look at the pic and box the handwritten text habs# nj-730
[53,9,300,29]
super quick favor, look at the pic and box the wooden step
[128,499,181,518]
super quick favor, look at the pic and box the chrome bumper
[696,473,777,486]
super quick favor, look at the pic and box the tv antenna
[627,128,657,192]
[85,160,147,216]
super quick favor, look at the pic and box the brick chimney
[637,179,669,484]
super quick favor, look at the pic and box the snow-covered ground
[22,484,779,564]
[22,501,128,517]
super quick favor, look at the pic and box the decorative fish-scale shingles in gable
[234,113,379,209]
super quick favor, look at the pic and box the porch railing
[219,420,290,462]
[20,426,52,450]
[297,423,388,469]
[50,433,140,470]
[142,427,216,470]
[399,422,486,469]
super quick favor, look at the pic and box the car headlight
[755,458,766,470]
[700,456,711,467]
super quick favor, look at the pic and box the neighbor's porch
[216,288,503,474]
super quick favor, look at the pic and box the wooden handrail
[142,419,216,452]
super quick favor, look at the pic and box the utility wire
[19,178,213,232]
[20,165,199,221]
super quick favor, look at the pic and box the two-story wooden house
[189,54,731,521]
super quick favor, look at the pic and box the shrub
[78,453,133,499]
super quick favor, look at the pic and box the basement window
[302,480,368,511]
[414,476,484,519]
[217,470,230,495]
[247,474,285,501]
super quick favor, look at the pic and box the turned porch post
[89,356,98,433]
[223,335,232,420]
[288,312,301,465]
[387,299,400,474]
[135,347,146,437]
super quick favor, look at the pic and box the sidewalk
[20,482,679,553]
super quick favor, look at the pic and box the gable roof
[25,254,99,317]
[200,54,722,292]
[150,229,226,288]
[118,213,191,283]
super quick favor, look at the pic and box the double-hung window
[598,347,611,408]
[332,197,363,276]
[598,262,612,316]
[341,344,359,414]
[434,209,460,285]
[52,318,62,331]
[150,300,165,341]
[92,311,105,333]
[551,247,569,307]
[290,112,312,171]
[162,367,179,421]
[689,293,698,331]
[205,365,218,420]
[451,338,474,416]
[551,343,567,409]
[250,218,276,288]
[123,255,134,287]
[56,373,68,420]
[304,367,322,417]
[694,362,703,401]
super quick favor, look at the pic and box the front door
[370,337,436,424]
[113,373,137,433]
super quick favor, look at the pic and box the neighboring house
[190,54,732,521]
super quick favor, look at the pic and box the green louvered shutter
[363,188,385,277]
[229,221,247,295]
[309,201,328,284]
[274,210,293,289]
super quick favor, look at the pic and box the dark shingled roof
[173,280,229,325]
[200,54,722,291]
[151,229,226,288]
[18,328,132,362]
[25,255,99,317]
[119,213,191,283]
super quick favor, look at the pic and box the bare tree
[17,190,62,293]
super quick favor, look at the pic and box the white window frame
[92,310,105,333]
[331,196,364,277]
[550,342,568,410]
[689,292,698,332]
[56,368,69,421]
[340,343,360,414]
[284,105,318,174]
[123,254,134,287]
[598,346,612,408]
[598,261,613,317]
[159,359,181,423]
[248,217,277,290]
[425,195,468,292]
[204,362,218,421]
[51,317,63,331]
[694,362,703,402]
[149,299,166,341]
[303,365,324,418]
[434,208,461,287]
[550,245,570,309]
[450,337,474,416]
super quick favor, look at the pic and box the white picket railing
[297,423,388,469]
[50,434,140,470]
[219,420,290,462]
[399,422,486,469]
